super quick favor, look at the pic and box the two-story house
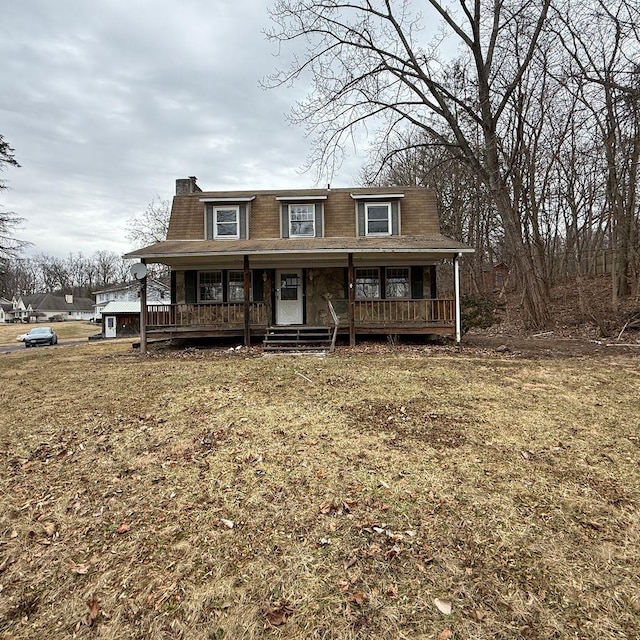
[93,279,171,321]
[125,177,473,349]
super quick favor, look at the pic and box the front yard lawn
[1,342,638,638]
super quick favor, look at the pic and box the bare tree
[267,0,556,326]
[556,0,640,303]
[363,133,500,294]
[94,250,122,287]
[126,196,171,249]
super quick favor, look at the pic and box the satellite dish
[130,263,148,280]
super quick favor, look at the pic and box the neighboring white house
[93,279,170,321]
[1,294,95,322]
[21,293,95,321]
[4,296,30,322]
[0,297,11,323]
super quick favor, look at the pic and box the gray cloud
[0,0,363,259]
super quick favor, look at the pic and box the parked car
[24,326,58,348]
[16,332,28,342]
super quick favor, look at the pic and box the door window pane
[280,273,300,300]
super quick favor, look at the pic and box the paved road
[0,339,90,354]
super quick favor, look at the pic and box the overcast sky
[1,0,368,259]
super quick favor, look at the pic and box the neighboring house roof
[22,293,95,313]
[101,301,141,314]
[101,301,170,314]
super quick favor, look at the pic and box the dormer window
[213,206,239,239]
[352,193,403,236]
[202,197,253,240]
[277,196,326,238]
[289,204,315,237]
[365,203,392,236]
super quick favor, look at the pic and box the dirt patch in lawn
[0,341,639,639]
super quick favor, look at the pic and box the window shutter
[315,203,323,237]
[357,202,365,236]
[206,206,213,239]
[185,271,197,303]
[411,266,424,299]
[252,270,264,302]
[239,204,247,239]
[428,265,437,298]
[281,205,289,238]
[170,271,177,303]
[391,201,400,235]
[221,271,228,302]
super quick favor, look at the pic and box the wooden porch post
[347,253,356,347]
[243,255,251,347]
[140,262,148,354]
[454,253,462,344]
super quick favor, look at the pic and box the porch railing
[146,299,453,331]
[355,299,455,324]
[330,298,455,326]
[147,302,269,328]
[326,298,339,352]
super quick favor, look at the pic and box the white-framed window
[199,271,223,301]
[355,268,380,299]
[228,271,252,301]
[365,203,392,235]
[385,267,411,299]
[213,206,239,239]
[289,204,315,237]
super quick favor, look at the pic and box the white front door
[105,316,117,338]
[276,269,304,325]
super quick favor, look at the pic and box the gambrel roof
[126,185,472,261]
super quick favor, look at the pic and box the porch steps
[263,326,333,354]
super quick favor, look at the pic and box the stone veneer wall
[305,268,346,325]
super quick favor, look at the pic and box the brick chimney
[175,176,202,195]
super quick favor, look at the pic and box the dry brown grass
[1,341,639,639]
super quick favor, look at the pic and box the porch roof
[125,234,473,261]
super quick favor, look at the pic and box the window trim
[365,202,392,236]
[288,203,316,238]
[198,270,223,302]
[385,267,411,300]
[212,205,240,240]
[355,267,381,300]
[227,270,252,302]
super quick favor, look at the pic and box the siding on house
[166,187,440,242]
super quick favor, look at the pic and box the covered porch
[144,297,457,338]
[134,245,470,351]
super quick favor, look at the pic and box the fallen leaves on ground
[265,601,294,627]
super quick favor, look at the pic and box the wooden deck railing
[147,302,269,328]
[146,299,453,331]
[354,299,455,324]
[326,298,339,352]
